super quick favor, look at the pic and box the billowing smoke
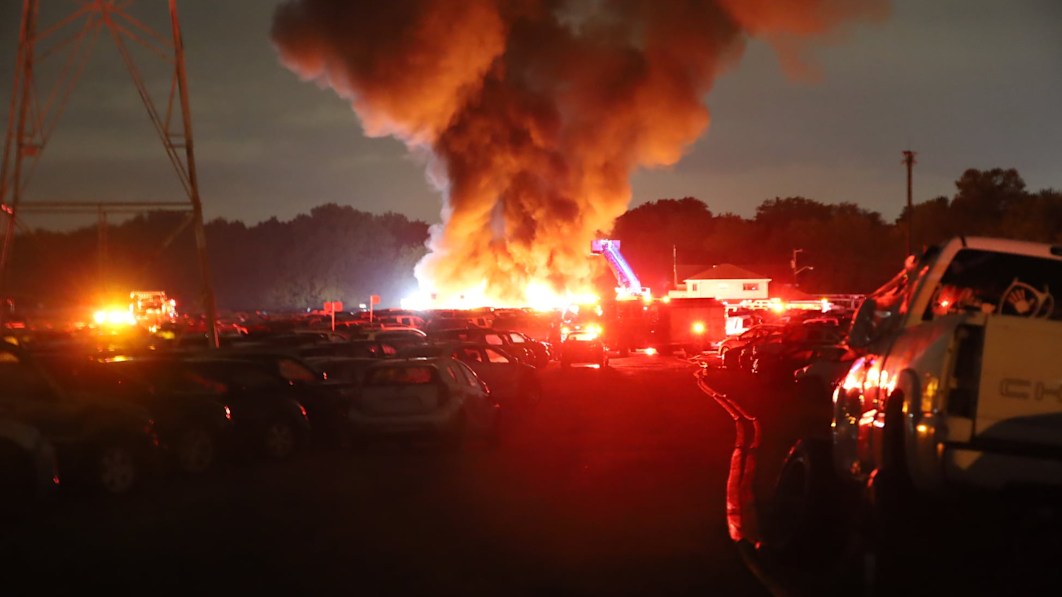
[271,0,887,307]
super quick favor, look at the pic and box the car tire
[261,419,298,460]
[175,426,216,475]
[763,438,854,572]
[93,441,139,496]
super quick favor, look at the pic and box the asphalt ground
[1,352,769,596]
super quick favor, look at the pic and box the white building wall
[670,277,770,301]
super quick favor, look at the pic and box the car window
[380,343,398,356]
[173,369,228,394]
[364,365,437,386]
[190,362,278,389]
[454,361,480,387]
[443,363,460,383]
[457,347,484,363]
[482,334,505,346]
[484,348,511,364]
[507,333,526,343]
[277,358,318,382]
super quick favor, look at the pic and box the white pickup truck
[762,236,1062,585]
[835,236,1062,495]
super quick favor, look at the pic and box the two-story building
[667,264,771,301]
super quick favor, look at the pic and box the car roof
[370,355,449,367]
[566,331,598,340]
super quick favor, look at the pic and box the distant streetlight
[791,249,813,286]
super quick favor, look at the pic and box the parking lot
[2,353,768,596]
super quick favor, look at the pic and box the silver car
[349,356,500,446]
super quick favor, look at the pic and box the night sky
[2,0,1060,231]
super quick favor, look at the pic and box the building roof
[684,263,770,282]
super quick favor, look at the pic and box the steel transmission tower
[0,0,219,347]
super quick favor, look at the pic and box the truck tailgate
[976,316,1062,447]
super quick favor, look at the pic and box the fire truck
[590,239,726,355]
[128,290,178,330]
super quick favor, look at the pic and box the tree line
[5,168,1060,313]
[7,204,428,313]
[611,168,1061,296]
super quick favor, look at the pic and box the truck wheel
[869,393,916,541]
[861,392,921,593]
[764,438,852,571]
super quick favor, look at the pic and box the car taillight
[224,405,232,420]
[297,403,308,419]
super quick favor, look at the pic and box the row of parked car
[1,321,556,511]
[717,313,855,389]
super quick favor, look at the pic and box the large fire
[271,0,887,307]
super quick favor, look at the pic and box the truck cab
[833,236,1062,493]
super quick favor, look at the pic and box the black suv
[0,343,160,496]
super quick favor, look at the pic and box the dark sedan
[0,343,160,496]
[559,331,609,368]
[200,349,357,448]
[95,357,312,461]
[38,355,235,476]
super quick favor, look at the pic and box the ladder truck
[590,239,725,356]
[590,239,650,300]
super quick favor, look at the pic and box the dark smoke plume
[272,0,888,306]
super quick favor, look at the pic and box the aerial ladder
[590,239,649,300]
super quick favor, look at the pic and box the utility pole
[0,1,220,346]
[902,150,917,257]
[672,244,678,289]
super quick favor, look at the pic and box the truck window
[923,249,1062,321]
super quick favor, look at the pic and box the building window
[742,283,759,291]
[690,282,699,292]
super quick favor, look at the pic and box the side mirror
[847,299,877,349]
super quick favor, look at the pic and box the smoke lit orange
[272,0,888,307]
